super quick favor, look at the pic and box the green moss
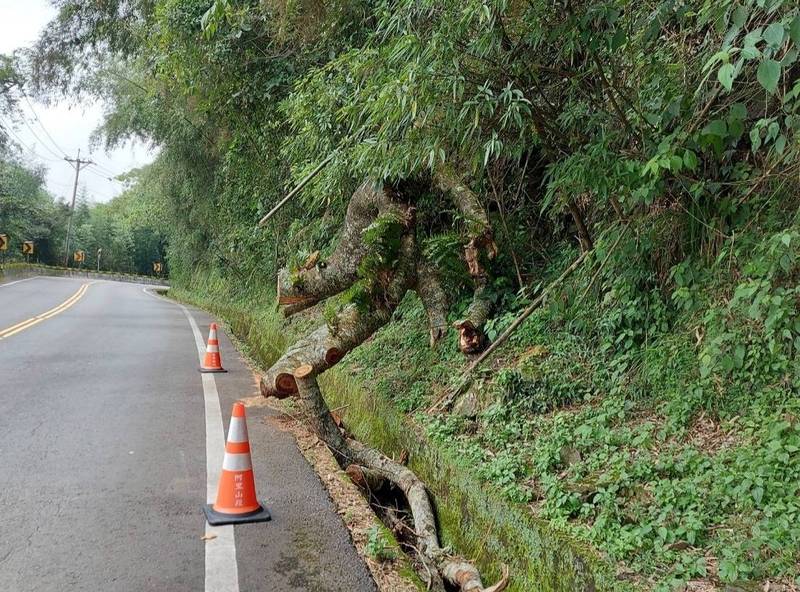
[325,279,373,324]
[358,212,405,280]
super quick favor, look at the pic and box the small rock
[559,446,582,467]
[453,389,479,418]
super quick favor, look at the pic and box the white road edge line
[143,288,240,592]
[0,276,39,288]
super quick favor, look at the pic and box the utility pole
[97,248,102,272]
[63,149,94,267]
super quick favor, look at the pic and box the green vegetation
[0,144,167,274]
[1,55,166,274]
[11,0,800,589]
[365,526,398,563]
[169,279,618,591]
[0,154,70,264]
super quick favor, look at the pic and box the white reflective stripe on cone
[209,330,218,340]
[206,345,219,353]
[222,452,252,471]
[227,417,248,443]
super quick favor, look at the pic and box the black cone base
[203,503,271,526]
[199,367,227,373]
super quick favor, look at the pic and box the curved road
[0,276,375,592]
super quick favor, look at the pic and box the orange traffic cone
[199,323,227,373]
[203,402,271,525]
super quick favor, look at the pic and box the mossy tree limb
[263,180,507,588]
[294,373,509,592]
[277,181,411,316]
[433,169,497,354]
[262,224,418,397]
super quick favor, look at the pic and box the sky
[0,0,156,204]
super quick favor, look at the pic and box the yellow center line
[0,282,93,340]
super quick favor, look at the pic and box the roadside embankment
[169,277,626,592]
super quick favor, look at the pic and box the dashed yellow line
[0,282,92,340]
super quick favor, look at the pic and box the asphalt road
[0,276,376,592]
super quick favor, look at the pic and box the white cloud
[1,0,156,204]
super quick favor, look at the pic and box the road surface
[0,275,375,592]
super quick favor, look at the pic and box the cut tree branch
[434,169,497,354]
[430,251,588,412]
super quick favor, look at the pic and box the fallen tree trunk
[294,373,509,592]
[264,225,418,397]
[263,177,509,587]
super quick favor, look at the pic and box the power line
[87,162,127,182]
[84,165,126,185]
[48,178,76,189]
[0,119,62,164]
[18,114,66,160]
[21,93,71,158]
[7,93,142,195]
[91,161,127,178]
[18,93,134,181]
[2,119,124,204]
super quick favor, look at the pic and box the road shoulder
[183,302,380,592]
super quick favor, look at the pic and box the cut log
[273,372,298,399]
[453,319,488,355]
[261,305,392,397]
[293,364,314,379]
[325,348,344,365]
